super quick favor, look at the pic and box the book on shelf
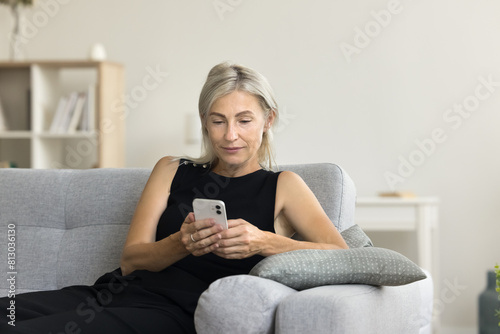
[50,92,77,133]
[49,86,95,134]
[67,93,86,133]
[49,96,68,133]
[80,84,96,132]
[0,97,9,131]
[87,83,96,132]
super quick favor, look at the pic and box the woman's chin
[216,153,255,169]
[218,156,244,167]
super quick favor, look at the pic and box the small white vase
[89,43,107,61]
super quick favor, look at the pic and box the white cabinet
[355,197,440,332]
[0,61,124,168]
[355,197,439,271]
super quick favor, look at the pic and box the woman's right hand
[180,212,224,256]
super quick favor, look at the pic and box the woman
[0,62,348,334]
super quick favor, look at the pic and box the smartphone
[192,198,228,229]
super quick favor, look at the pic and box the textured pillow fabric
[339,224,373,248]
[249,247,426,290]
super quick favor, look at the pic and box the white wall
[1,0,499,329]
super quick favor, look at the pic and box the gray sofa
[0,164,433,333]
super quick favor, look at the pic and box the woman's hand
[212,219,268,259]
[180,212,224,256]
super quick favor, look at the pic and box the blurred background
[1,1,499,332]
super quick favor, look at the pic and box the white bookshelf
[0,61,124,168]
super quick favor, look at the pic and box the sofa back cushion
[0,168,150,295]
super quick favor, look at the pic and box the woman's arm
[212,171,348,259]
[270,171,349,249]
[120,157,223,275]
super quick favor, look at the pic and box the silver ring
[190,234,196,243]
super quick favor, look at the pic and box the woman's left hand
[212,219,268,259]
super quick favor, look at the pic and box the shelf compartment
[33,136,98,169]
[32,65,97,133]
[0,66,31,131]
[0,137,31,168]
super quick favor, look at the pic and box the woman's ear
[264,109,276,132]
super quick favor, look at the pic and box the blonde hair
[190,62,279,170]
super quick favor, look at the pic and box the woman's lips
[222,147,242,153]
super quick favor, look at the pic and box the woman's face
[206,90,272,172]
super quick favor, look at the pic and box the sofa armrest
[275,275,433,334]
[194,275,296,334]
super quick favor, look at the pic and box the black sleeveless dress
[0,160,281,334]
[125,160,281,322]
[158,160,280,282]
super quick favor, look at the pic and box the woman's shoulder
[274,170,313,219]
[148,156,181,187]
[154,156,181,171]
[276,170,310,196]
[277,170,304,186]
[152,156,212,192]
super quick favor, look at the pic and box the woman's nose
[224,123,238,141]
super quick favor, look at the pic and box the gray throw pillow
[249,247,426,290]
[340,224,374,248]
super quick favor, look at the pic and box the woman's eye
[240,119,252,124]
